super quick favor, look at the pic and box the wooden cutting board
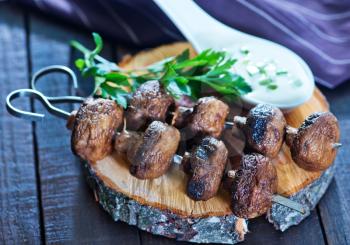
[84,42,334,244]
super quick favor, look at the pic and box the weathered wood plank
[0,5,41,244]
[28,13,140,244]
[316,100,350,244]
[318,180,350,245]
[246,211,325,245]
[318,85,350,245]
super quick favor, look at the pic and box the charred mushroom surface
[129,121,180,179]
[126,80,174,130]
[232,153,277,219]
[239,104,286,157]
[71,98,123,163]
[288,112,340,171]
[187,97,229,138]
[187,137,228,201]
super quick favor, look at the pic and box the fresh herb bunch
[70,33,252,108]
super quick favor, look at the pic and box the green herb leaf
[267,84,278,90]
[105,73,130,86]
[75,59,85,71]
[71,33,253,107]
[91,32,103,57]
[259,79,273,86]
[276,69,288,75]
[175,49,190,63]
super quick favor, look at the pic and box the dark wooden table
[0,3,349,245]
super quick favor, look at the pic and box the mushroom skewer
[177,102,341,172]
[31,65,176,131]
[180,100,341,172]
[6,88,124,164]
[28,66,343,171]
[173,152,305,214]
[234,108,341,171]
[115,126,228,201]
[227,153,305,219]
[118,123,305,210]
[285,112,341,171]
[174,101,286,158]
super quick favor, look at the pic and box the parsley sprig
[70,33,252,108]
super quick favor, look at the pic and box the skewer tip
[272,195,306,214]
[332,143,342,149]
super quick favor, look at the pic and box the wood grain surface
[0,6,41,244]
[0,2,348,244]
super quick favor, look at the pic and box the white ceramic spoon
[153,0,315,110]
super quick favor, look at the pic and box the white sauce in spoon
[227,43,314,110]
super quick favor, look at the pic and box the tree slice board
[84,42,335,244]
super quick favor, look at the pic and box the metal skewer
[6,89,71,121]
[6,65,85,121]
[30,65,85,103]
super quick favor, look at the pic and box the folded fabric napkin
[17,0,350,88]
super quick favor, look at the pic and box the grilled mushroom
[71,98,124,163]
[186,97,230,138]
[231,153,277,219]
[128,121,181,179]
[186,136,228,201]
[126,80,174,131]
[234,104,286,158]
[286,112,340,171]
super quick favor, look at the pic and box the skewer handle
[332,143,342,149]
[6,89,71,121]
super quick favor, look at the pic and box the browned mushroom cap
[71,98,124,163]
[231,153,277,219]
[129,121,180,179]
[235,104,286,158]
[186,137,228,201]
[125,80,174,131]
[287,112,340,171]
[187,97,229,138]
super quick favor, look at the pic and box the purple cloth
[17,0,350,88]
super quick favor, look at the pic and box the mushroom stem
[227,170,305,214]
[286,125,298,135]
[233,116,247,126]
[227,170,236,178]
[332,143,342,149]
[122,118,127,133]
